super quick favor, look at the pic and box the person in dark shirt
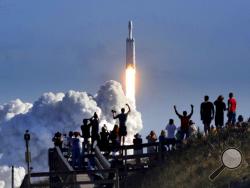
[81,119,91,154]
[109,125,120,153]
[89,112,100,151]
[52,132,63,149]
[174,104,194,140]
[100,124,110,153]
[112,104,131,146]
[214,95,226,129]
[133,133,143,164]
[200,96,214,136]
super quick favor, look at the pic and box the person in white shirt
[165,119,177,150]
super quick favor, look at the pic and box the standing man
[89,112,100,151]
[112,104,131,146]
[214,95,226,129]
[174,105,194,140]
[165,119,177,150]
[81,119,91,153]
[200,96,214,136]
[227,92,237,126]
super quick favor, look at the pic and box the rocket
[126,20,136,69]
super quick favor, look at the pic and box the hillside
[127,128,250,188]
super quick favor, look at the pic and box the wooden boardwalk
[77,174,94,188]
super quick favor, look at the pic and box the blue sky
[1,0,250,137]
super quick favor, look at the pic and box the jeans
[180,129,189,140]
[228,112,236,125]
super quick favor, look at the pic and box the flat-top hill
[127,128,250,188]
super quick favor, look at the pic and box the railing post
[124,147,128,187]
[115,168,120,188]
[11,166,14,188]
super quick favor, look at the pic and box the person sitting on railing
[146,131,157,154]
[165,119,177,151]
[109,125,120,155]
[81,119,91,154]
[133,133,143,164]
[174,105,194,140]
[159,130,167,153]
[100,124,110,154]
[112,104,131,146]
[52,132,63,150]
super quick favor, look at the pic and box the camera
[111,110,116,113]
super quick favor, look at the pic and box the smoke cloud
[0,166,25,188]
[0,80,143,187]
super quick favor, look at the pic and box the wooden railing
[48,147,77,188]
[20,169,118,188]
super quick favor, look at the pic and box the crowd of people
[52,92,249,168]
[139,92,249,155]
[52,104,131,168]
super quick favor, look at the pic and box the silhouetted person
[214,95,226,129]
[165,119,176,150]
[236,115,244,128]
[133,133,143,164]
[81,119,91,153]
[227,92,237,126]
[159,130,167,152]
[174,105,194,140]
[200,96,214,135]
[67,131,74,148]
[66,131,74,159]
[109,125,120,154]
[112,104,131,146]
[89,112,100,151]
[100,124,110,153]
[146,131,157,154]
[52,132,63,149]
[72,132,82,169]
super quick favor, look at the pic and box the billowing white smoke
[95,80,142,143]
[0,166,26,188]
[0,80,142,187]
[0,99,32,123]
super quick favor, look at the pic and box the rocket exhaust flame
[125,21,136,106]
[126,66,136,105]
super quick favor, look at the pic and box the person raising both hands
[174,104,194,140]
[112,104,131,146]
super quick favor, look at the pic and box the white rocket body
[126,21,135,69]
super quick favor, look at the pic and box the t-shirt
[228,98,237,112]
[90,119,99,136]
[114,113,128,127]
[180,116,191,130]
[166,124,177,138]
[81,124,91,139]
[200,101,214,120]
[214,100,226,115]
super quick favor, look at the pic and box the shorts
[119,126,127,137]
[202,118,212,125]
